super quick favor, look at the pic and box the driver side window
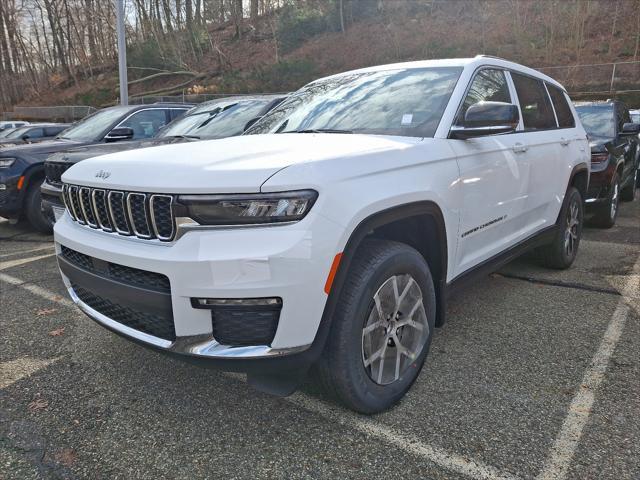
[456,69,511,125]
[118,109,168,139]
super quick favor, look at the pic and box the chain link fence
[538,61,640,96]
[1,105,97,122]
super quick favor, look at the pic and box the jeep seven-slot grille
[44,162,71,186]
[63,184,175,241]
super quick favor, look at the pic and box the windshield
[575,105,616,138]
[158,100,272,139]
[246,67,462,138]
[58,106,131,142]
[3,126,31,139]
[0,128,15,138]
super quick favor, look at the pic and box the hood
[62,133,421,193]
[48,136,192,165]
[0,138,80,163]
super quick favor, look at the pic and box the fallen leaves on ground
[36,307,57,316]
[28,397,49,412]
[48,327,65,337]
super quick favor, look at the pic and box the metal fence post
[609,63,617,93]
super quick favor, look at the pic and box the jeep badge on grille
[95,170,111,179]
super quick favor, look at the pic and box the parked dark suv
[41,95,284,223]
[0,103,190,232]
[0,123,70,146]
[574,101,639,228]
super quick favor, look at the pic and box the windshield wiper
[168,134,200,140]
[282,128,354,134]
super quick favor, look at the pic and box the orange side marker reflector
[16,176,25,190]
[324,253,343,294]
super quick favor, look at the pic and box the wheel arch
[308,201,449,364]
[568,162,589,200]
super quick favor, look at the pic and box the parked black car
[0,103,190,232]
[0,123,70,146]
[574,101,640,228]
[41,95,284,224]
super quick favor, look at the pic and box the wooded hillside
[1,0,639,111]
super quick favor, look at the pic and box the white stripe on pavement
[0,272,74,308]
[0,253,55,271]
[0,356,61,389]
[0,245,54,259]
[537,254,640,480]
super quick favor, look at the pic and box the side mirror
[243,117,259,132]
[21,134,30,141]
[105,127,134,142]
[621,122,640,136]
[450,102,520,139]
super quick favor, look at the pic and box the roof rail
[475,54,509,62]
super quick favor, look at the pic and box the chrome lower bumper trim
[585,198,598,203]
[68,286,310,359]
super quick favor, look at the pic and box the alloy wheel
[564,197,580,258]
[361,274,429,385]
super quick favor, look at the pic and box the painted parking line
[286,393,521,480]
[2,273,519,480]
[536,254,640,480]
[0,245,54,259]
[0,272,74,308]
[0,357,61,389]
[0,253,56,271]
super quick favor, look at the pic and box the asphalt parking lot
[1,199,638,480]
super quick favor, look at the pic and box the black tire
[620,168,637,202]
[315,239,436,414]
[534,186,583,269]
[24,177,53,234]
[592,173,620,229]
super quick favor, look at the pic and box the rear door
[449,68,531,275]
[508,72,567,230]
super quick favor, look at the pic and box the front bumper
[0,170,23,217]
[54,210,343,366]
[585,163,616,206]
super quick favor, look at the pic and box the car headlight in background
[176,190,318,225]
[0,158,16,168]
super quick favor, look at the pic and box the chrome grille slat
[108,191,131,235]
[127,193,152,239]
[79,187,98,228]
[69,186,85,224]
[62,185,76,221]
[63,184,175,242]
[91,189,113,232]
[150,195,174,241]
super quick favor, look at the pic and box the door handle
[513,143,528,153]
[560,137,570,146]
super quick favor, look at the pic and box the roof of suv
[315,55,566,91]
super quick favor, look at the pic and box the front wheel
[534,186,583,269]
[24,177,53,234]
[593,173,620,228]
[315,239,436,414]
[620,169,637,202]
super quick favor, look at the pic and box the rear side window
[546,85,575,128]
[25,128,44,138]
[456,69,511,124]
[44,126,66,136]
[511,73,557,130]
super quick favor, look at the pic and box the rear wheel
[593,173,620,228]
[534,186,583,269]
[24,177,53,234]
[315,239,436,414]
[620,169,637,202]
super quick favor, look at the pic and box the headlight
[177,190,318,225]
[0,157,16,168]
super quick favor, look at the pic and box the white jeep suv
[54,56,589,413]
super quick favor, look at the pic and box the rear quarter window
[546,84,575,128]
[511,73,557,130]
